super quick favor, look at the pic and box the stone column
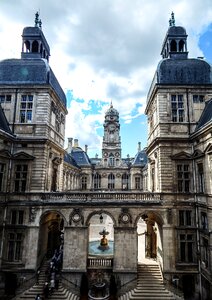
[63,226,88,272]
[162,225,175,271]
[24,227,40,269]
[113,226,137,288]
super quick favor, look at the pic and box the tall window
[7,232,23,261]
[177,163,190,192]
[202,238,209,268]
[179,233,194,262]
[94,173,101,189]
[122,173,129,190]
[109,154,115,166]
[135,176,141,190]
[11,210,24,225]
[81,176,87,190]
[197,163,204,193]
[0,163,5,191]
[201,212,208,230]
[108,173,115,190]
[0,95,11,103]
[193,95,204,103]
[179,210,192,226]
[20,95,33,123]
[171,95,184,122]
[14,165,28,192]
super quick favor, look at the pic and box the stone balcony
[0,191,163,205]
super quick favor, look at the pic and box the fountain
[88,229,111,299]
[98,228,110,251]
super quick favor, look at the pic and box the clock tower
[102,103,122,166]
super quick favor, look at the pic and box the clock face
[73,213,80,222]
[122,213,130,223]
[108,124,116,133]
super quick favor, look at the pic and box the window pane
[8,241,14,261]
[11,211,17,224]
[18,211,24,224]
[187,242,193,262]
[180,242,186,261]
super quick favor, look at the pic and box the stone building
[0,12,211,300]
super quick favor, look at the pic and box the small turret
[21,12,50,61]
[161,12,188,60]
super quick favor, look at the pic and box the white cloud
[0,0,212,156]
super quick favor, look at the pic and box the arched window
[109,154,115,166]
[179,40,185,52]
[32,40,39,53]
[108,173,115,190]
[94,173,101,190]
[122,173,129,190]
[170,40,177,52]
[24,40,30,52]
[40,43,43,55]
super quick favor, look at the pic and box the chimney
[67,138,73,153]
[138,142,141,152]
[74,139,79,148]
[85,145,88,153]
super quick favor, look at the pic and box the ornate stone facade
[0,13,211,300]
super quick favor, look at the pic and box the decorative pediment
[0,149,12,158]
[204,143,212,154]
[13,151,35,160]
[171,151,192,160]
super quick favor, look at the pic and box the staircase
[14,260,79,300]
[119,262,183,300]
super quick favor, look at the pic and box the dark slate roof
[156,58,212,85]
[0,104,13,135]
[131,150,148,167]
[167,25,187,36]
[0,59,66,106]
[70,147,91,166]
[64,152,80,168]
[195,99,212,131]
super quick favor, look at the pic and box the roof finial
[34,11,42,30]
[35,11,39,27]
[39,19,42,29]
[169,11,175,27]
[110,100,113,108]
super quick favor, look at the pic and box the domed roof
[156,58,211,85]
[167,25,187,36]
[105,103,119,117]
[0,58,66,106]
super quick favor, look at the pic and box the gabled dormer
[21,12,50,61]
[161,12,188,59]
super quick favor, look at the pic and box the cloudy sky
[0,0,212,157]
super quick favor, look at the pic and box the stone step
[118,262,182,300]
